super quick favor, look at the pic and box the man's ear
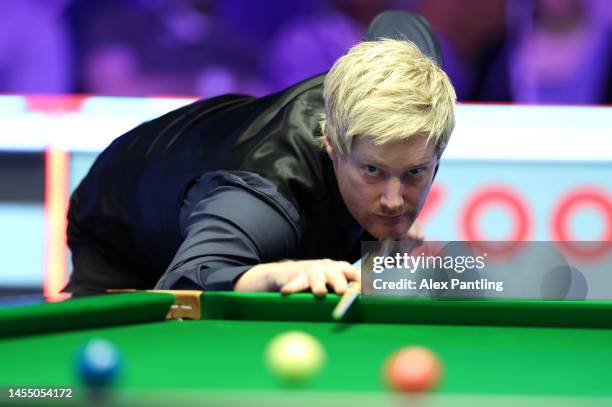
[323,130,337,162]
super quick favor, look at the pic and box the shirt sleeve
[154,171,301,291]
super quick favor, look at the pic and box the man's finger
[280,273,309,294]
[309,266,328,297]
[405,222,425,241]
[326,269,349,295]
[341,265,361,282]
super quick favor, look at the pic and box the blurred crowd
[0,0,611,103]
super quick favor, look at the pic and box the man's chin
[368,225,409,240]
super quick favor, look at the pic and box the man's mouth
[375,214,405,222]
[374,211,417,223]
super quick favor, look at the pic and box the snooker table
[1,291,612,406]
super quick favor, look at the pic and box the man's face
[325,134,438,239]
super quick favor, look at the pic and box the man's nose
[380,178,404,212]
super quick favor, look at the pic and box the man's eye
[364,165,380,175]
[409,168,425,176]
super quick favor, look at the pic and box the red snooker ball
[383,346,442,392]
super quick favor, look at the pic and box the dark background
[0,0,611,104]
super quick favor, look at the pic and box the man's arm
[154,171,359,294]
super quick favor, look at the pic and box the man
[65,12,456,296]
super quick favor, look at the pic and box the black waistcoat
[69,75,364,281]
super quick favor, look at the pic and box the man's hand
[404,221,425,242]
[234,259,360,296]
[234,223,422,295]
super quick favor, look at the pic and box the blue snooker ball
[76,338,121,387]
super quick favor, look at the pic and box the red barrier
[552,187,612,260]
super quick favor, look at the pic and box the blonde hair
[320,38,456,156]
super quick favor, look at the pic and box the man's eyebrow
[359,155,433,169]
[407,160,434,169]
[358,155,386,166]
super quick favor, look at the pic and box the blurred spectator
[414,0,507,101]
[334,0,392,27]
[478,0,612,104]
[213,0,327,47]
[0,0,73,94]
[261,10,362,92]
[216,0,357,94]
[260,0,398,93]
[66,0,254,97]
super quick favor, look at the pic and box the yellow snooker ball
[265,331,326,384]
